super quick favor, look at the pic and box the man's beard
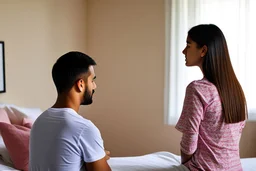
[81,88,95,105]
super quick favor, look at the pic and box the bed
[108,152,256,171]
[0,104,255,171]
[0,152,255,171]
[0,159,19,171]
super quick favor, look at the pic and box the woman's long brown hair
[188,24,247,123]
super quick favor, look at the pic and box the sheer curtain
[165,0,256,125]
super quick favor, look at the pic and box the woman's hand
[181,150,193,164]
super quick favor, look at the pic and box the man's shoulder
[39,108,84,120]
[34,108,97,131]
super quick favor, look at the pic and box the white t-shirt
[29,108,106,171]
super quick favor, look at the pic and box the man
[29,51,111,171]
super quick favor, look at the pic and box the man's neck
[52,94,80,112]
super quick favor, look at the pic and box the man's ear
[76,79,84,92]
[201,45,208,57]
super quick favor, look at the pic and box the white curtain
[165,0,256,125]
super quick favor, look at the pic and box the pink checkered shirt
[176,78,245,171]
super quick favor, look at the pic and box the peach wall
[0,0,87,109]
[240,122,256,157]
[84,0,184,156]
[84,0,256,158]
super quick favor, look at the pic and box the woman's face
[182,36,205,69]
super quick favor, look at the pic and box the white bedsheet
[0,159,18,171]
[241,157,256,171]
[108,152,188,171]
[0,152,255,171]
[108,151,256,171]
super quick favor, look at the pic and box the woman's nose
[182,48,186,55]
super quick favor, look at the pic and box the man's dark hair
[52,51,96,94]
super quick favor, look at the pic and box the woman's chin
[185,63,194,67]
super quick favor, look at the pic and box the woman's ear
[201,45,208,57]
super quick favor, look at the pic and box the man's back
[29,108,106,171]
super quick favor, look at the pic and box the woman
[175,24,247,171]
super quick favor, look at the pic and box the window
[165,0,256,125]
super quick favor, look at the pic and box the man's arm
[79,122,111,171]
[104,150,110,160]
[181,150,193,164]
[85,150,111,171]
[86,157,111,171]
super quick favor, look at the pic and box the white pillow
[10,106,42,121]
[0,136,13,166]
[0,104,42,124]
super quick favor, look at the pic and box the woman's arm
[176,83,204,164]
[181,149,193,164]
[179,133,198,164]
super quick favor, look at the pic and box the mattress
[108,152,256,171]
[0,152,255,171]
[108,151,188,171]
